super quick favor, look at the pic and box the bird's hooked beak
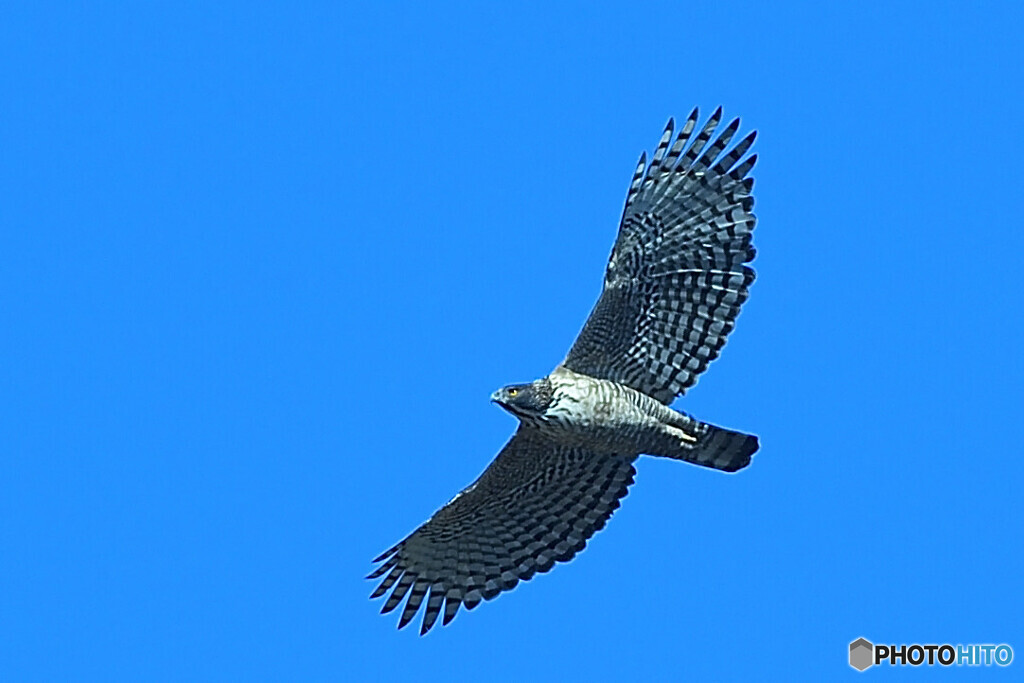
[489,389,504,405]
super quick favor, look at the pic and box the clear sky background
[2,2,1022,680]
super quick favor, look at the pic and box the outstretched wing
[563,108,757,404]
[367,428,636,635]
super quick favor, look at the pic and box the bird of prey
[369,107,759,635]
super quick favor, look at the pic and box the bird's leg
[665,424,698,444]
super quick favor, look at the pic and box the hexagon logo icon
[849,637,874,671]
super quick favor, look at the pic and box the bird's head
[490,379,554,420]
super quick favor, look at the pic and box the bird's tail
[685,423,758,472]
[653,415,758,473]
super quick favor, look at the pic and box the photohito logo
[849,638,1013,671]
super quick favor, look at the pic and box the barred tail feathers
[654,415,758,472]
[688,423,758,472]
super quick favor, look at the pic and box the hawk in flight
[369,108,759,634]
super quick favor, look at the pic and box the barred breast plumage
[542,366,679,455]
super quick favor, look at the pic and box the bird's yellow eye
[507,388,519,397]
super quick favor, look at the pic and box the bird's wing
[368,427,636,635]
[563,108,757,404]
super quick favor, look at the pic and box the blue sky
[2,2,1022,680]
